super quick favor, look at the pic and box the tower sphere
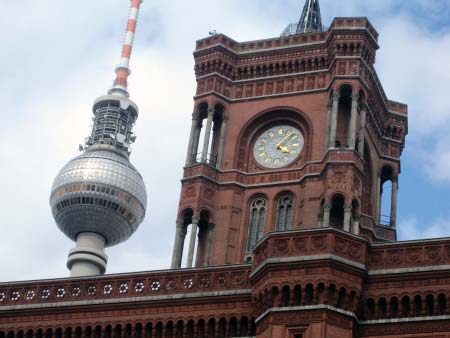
[50,146,147,247]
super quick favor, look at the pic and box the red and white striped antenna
[109,0,143,97]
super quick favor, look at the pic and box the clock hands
[276,130,293,153]
[279,146,290,153]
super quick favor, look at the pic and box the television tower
[50,0,147,277]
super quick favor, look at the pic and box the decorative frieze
[0,266,251,308]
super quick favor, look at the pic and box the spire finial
[109,0,144,97]
[297,0,323,34]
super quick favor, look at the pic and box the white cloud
[398,217,450,241]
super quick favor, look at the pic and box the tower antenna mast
[109,0,143,98]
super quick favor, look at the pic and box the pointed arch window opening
[335,87,352,148]
[188,105,225,167]
[379,165,397,228]
[180,222,199,268]
[247,198,267,252]
[380,181,392,226]
[277,195,294,231]
[178,210,213,268]
[330,195,345,229]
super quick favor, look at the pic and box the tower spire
[109,0,143,98]
[297,0,323,34]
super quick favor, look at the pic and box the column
[193,322,199,338]
[191,121,202,163]
[170,220,184,269]
[178,227,187,268]
[348,93,359,149]
[358,108,367,155]
[201,109,215,162]
[353,219,360,235]
[216,117,229,170]
[375,176,381,224]
[324,104,332,153]
[186,217,199,268]
[185,113,199,165]
[329,93,340,148]
[390,178,398,228]
[203,224,215,266]
[343,206,352,232]
[322,204,331,228]
[399,301,404,318]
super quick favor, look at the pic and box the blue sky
[0,0,450,281]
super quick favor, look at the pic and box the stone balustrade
[0,265,251,308]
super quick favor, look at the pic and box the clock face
[253,125,304,169]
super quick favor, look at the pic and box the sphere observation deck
[50,147,147,247]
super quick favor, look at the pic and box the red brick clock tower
[171,5,407,270]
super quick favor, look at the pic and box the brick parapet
[251,229,450,278]
[195,18,377,54]
[0,265,251,310]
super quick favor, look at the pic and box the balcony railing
[380,214,392,227]
[192,153,218,167]
[332,137,350,149]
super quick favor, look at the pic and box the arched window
[165,322,173,338]
[207,319,215,338]
[414,295,422,317]
[379,298,387,318]
[197,320,205,338]
[277,195,294,231]
[390,297,399,318]
[186,321,195,338]
[228,318,238,337]
[305,284,314,305]
[247,198,267,252]
[426,294,434,316]
[281,285,290,307]
[294,285,302,306]
[367,298,375,320]
[380,166,394,226]
[438,293,446,315]
[336,287,346,308]
[330,195,345,229]
[402,296,410,317]
[335,85,352,148]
